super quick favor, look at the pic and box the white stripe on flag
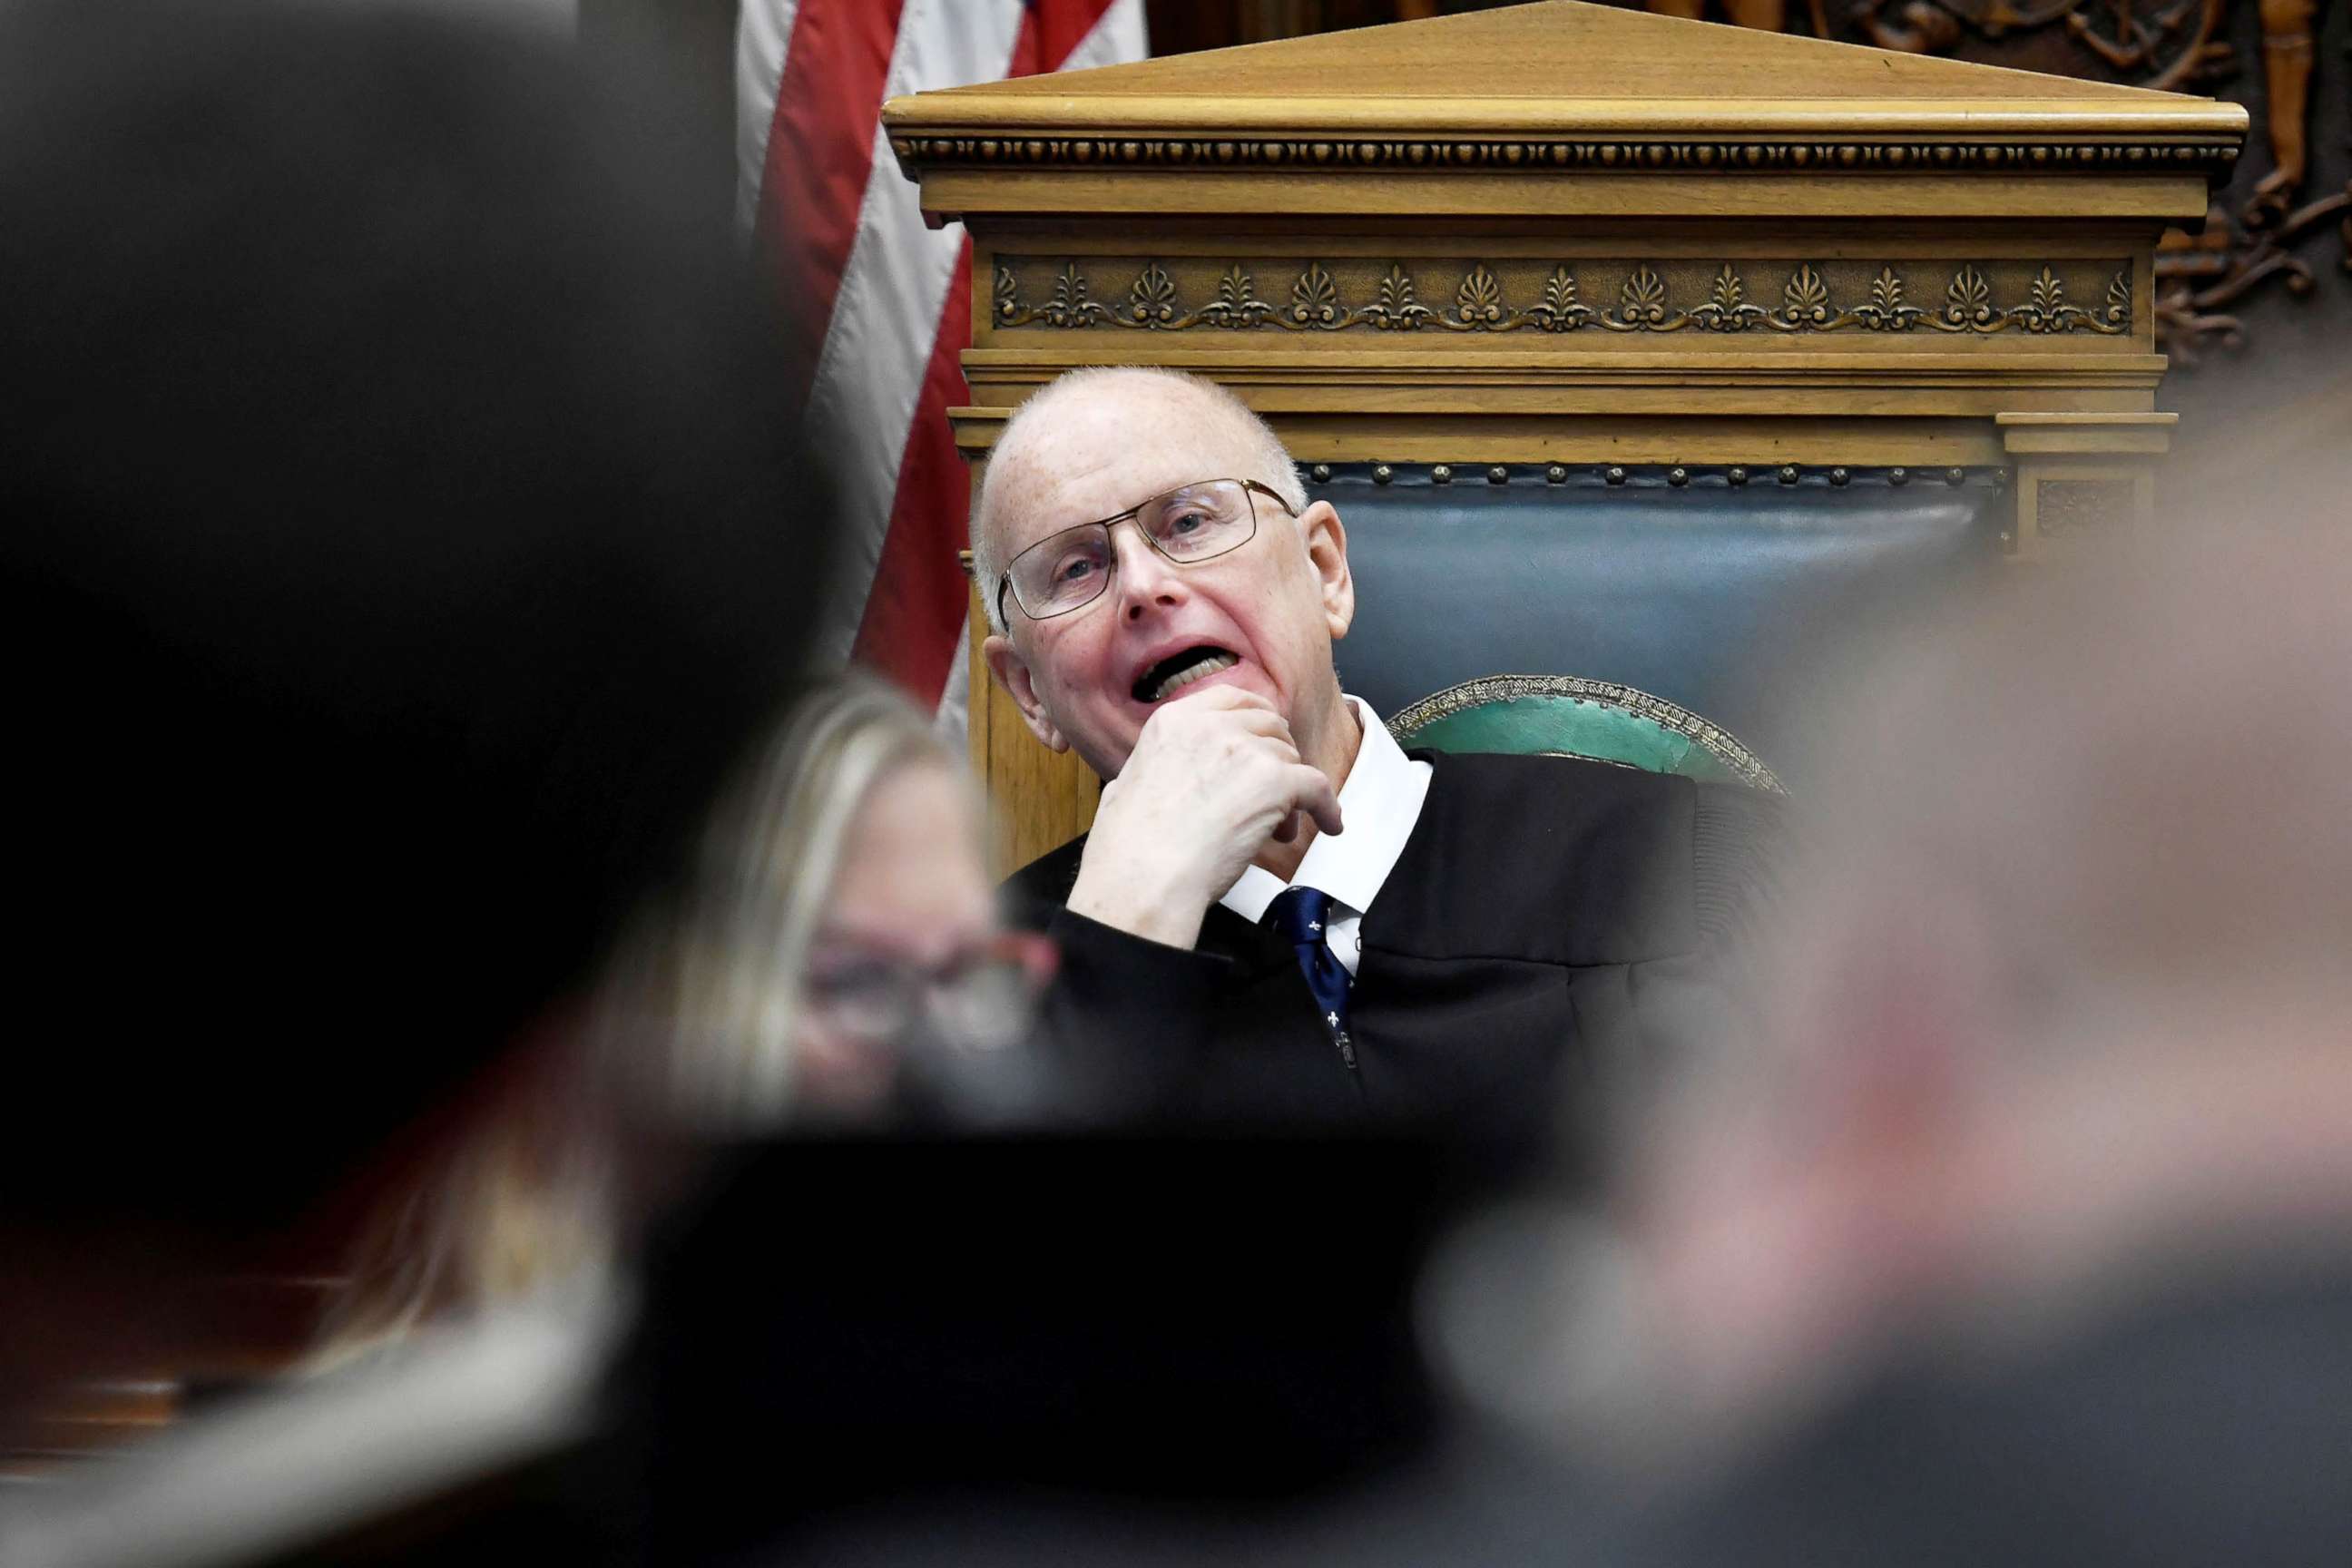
[732,0,802,238]
[929,1,1146,736]
[803,0,1026,667]
[934,612,973,752]
[1063,0,1147,74]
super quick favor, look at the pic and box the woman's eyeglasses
[801,931,1058,1053]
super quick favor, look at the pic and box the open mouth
[1132,645,1239,704]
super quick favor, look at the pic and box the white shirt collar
[1220,695,1435,923]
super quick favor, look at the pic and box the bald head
[971,368,1306,633]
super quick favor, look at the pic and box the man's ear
[982,632,1069,753]
[1300,499,1355,642]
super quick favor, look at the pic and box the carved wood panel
[1787,0,2350,368]
[992,256,2138,338]
[1167,0,2347,376]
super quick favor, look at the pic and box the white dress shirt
[1218,695,1434,975]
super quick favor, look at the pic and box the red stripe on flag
[1006,0,1121,77]
[851,1,1129,705]
[750,0,906,411]
[849,235,975,699]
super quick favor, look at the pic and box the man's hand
[1065,689,1343,951]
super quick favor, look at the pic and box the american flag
[736,0,1149,740]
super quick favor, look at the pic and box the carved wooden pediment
[887,0,2245,217]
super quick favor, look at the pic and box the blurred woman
[311,675,1050,1367]
[668,673,1054,1126]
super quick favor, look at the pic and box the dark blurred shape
[0,0,818,1235]
[624,1134,1455,1566]
[578,0,740,243]
[0,0,823,1451]
[1631,1264,2352,1568]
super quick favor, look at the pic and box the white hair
[970,367,1308,633]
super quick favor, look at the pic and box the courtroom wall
[2155,0,2348,480]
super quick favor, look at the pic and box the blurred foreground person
[0,0,826,1560]
[1432,509,2352,1565]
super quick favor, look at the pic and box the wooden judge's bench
[882,0,2246,872]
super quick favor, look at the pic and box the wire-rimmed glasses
[995,477,1297,624]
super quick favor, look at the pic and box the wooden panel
[915,171,2223,225]
[1995,409,2178,453]
[958,407,2019,463]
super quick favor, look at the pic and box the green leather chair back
[1388,674,1784,793]
[1328,461,2006,777]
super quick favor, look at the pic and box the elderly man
[976,367,1772,1147]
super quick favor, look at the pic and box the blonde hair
[661,671,961,1123]
[971,366,1307,633]
[307,1088,613,1371]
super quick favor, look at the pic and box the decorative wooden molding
[1994,410,2178,454]
[2034,477,2137,537]
[993,257,2135,337]
[892,132,2239,179]
[1299,462,1994,487]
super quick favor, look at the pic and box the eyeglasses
[801,932,1058,1054]
[996,477,1297,624]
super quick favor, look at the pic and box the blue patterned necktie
[1266,885,1357,1071]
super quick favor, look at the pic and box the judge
[975,367,1776,1155]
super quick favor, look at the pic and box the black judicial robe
[1006,750,1779,1161]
